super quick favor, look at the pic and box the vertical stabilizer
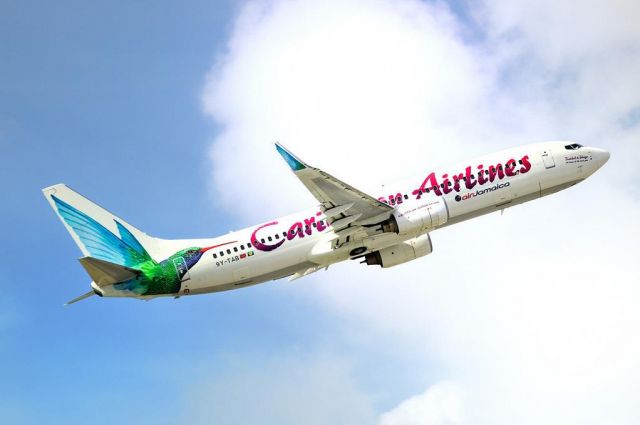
[42,184,159,266]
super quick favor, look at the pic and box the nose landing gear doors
[541,149,556,169]
[173,257,191,295]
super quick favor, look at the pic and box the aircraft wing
[275,143,393,234]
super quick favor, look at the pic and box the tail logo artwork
[52,195,233,296]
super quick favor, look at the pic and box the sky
[1,0,640,424]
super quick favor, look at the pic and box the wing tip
[275,142,307,171]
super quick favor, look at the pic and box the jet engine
[379,197,448,236]
[363,234,433,268]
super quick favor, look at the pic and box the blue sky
[0,1,353,423]
[1,2,429,423]
[3,0,640,424]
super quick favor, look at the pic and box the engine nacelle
[380,197,448,236]
[364,234,433,268]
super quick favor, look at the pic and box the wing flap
[330,214,362,231]
[330,225,362,240]
[323,203,355,218]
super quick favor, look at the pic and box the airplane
[43,141,609,304]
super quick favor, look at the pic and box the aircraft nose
[593,148,610,168]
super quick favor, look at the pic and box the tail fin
[43,184,157,268]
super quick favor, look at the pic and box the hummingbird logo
[51,195,233,296]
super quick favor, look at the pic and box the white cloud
[180,352,375,425]
[202,0,640,423]
[202,0,503,218]
[379,382,464,425]
[479,0,640,65]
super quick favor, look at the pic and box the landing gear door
[542,149,555,169]
[173,257,191,294]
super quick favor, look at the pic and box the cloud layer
[182,352,375,425]
[202,0,640,423]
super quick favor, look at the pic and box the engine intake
[364,234,433,268]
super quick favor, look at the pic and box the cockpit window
[564,143,583,150]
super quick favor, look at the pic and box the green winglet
[275,143,307,171]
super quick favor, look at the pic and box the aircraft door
[173,257,191,294]
[541,149,555,169]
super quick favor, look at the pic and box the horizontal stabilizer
[78,257,139,286]
[65,290,96,306]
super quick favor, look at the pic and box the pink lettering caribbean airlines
[411,154,532,199]
[250,211,328,252]
[44,142,608,303]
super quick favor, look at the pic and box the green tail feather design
[52,195,226,296]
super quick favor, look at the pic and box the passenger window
[220,251,224,257]
[275,234,280,239]
[404,194,408,200]
[247,242,252,248]
[226,249,231,254]
[240,244,245,250]
[268,236,272,242]
[212,253,217,259]
[261,238,265,243]
[233,247,238,252]
[312,222,317,227]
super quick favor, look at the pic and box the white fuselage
[99,141,609,298]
